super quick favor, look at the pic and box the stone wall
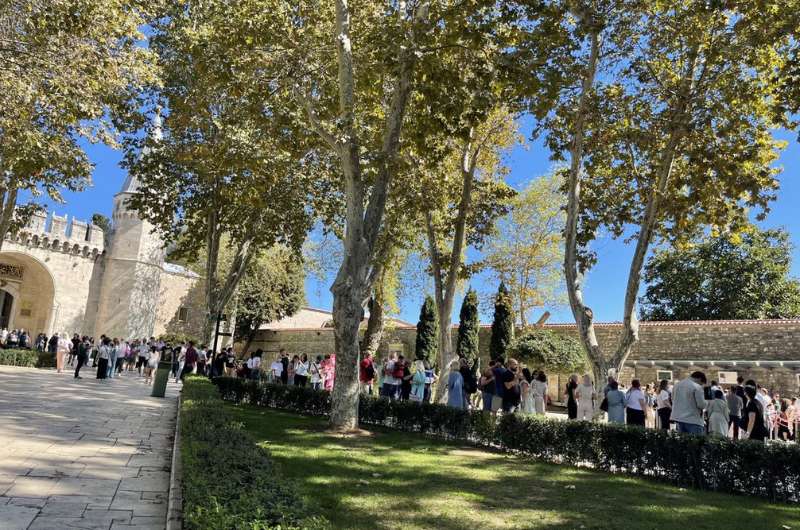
[247,319,800,396]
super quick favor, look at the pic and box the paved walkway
[0,366,179,530]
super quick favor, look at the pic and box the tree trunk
[611,47,699,374]
[330,259,367,430]
[0,182,19,252]
[432,133,476,402]
[563,29,605,379]
[325,0,427,429]
[360,295,385,357]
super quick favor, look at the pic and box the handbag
[600,396,609,412]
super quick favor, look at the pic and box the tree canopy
[233,246,306,352]
[456,289,480,363]
[0,0,157,247]
[511,329,585,374]
[489,282,515,360]
[640,228,800,321]
[485,172,564,327]
[414,296,438,361]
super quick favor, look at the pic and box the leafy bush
[0,349,55,368]
[213,377,800,503]
[510,329,586,372]
[181,376,328,529]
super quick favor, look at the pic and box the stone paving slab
[0,366,178,530]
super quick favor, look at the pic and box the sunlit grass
[228,405,800,530]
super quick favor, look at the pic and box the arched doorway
[0,252,56,336]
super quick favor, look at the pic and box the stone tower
[93,112,166,339]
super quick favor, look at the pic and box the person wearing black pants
[74,337,88,379]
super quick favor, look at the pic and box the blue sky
[34,123,800,325]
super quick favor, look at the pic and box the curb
[166,393,183,530]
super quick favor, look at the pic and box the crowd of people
[25,329,797,443]
[230,349,799,443]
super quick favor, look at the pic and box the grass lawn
[229,404,800,530]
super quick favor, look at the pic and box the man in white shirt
[270,357,283,383]
[247,351,262,380]
[670,371,708,435]
[381,353,401,400]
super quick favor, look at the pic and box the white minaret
[94,111,166,339]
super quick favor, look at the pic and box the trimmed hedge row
[0,349,55,368]
[181,376,328,529]
[214,377,800,503]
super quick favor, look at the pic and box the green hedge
[213,377,800,504]
[0,349,55,368]
[181,376,328,529]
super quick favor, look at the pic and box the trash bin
[151,360,172,398]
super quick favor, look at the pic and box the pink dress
[323,355,336,390]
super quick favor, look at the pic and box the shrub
[212,377,800,503]
[0,349,54,368]
[509,329,586,373]
[181,376,328,529]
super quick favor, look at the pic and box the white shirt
[247,357,261,370]
[576,383,594,402]
[656,390,671,409]
[626,388,647,411]
[310,362,322,383]
[383,361,400,385]
[294,361,308,376]
[532,380,548,398]
[756,391,770,409]
[271,361,283,376]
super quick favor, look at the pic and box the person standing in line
[295,354,309,386]
[707,390,730,437]
[446,359,465,409]
[96,337,111,380]
[606,381,626,424]
[625,379,648,427]
[670,371,708,435]
[479,361,496,412]
[381,353,401,400]
[501,359,522,413]
[656,379,672,430]
[726,385,744,439]
[492,358,508,413]
[602,375,616,397]
[565,374,579,420]
[359,352,375,394]
[532,371,548,416]
[519,368,535,414]
[423,360,437,403]
[197,345,208,376]
[309,355,323,390]
[575,374,595,421]
[743,385,769,441]
[181,341,198,381]
[410,359,426,403]
[74,336,90,379]
[280,350,290,384]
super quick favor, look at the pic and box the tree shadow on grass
[230,405,800,530]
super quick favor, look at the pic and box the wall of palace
[247,319,800,396]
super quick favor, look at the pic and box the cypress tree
[415,295,438,361]
[489,282,515,360]
[456,288,480,362]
